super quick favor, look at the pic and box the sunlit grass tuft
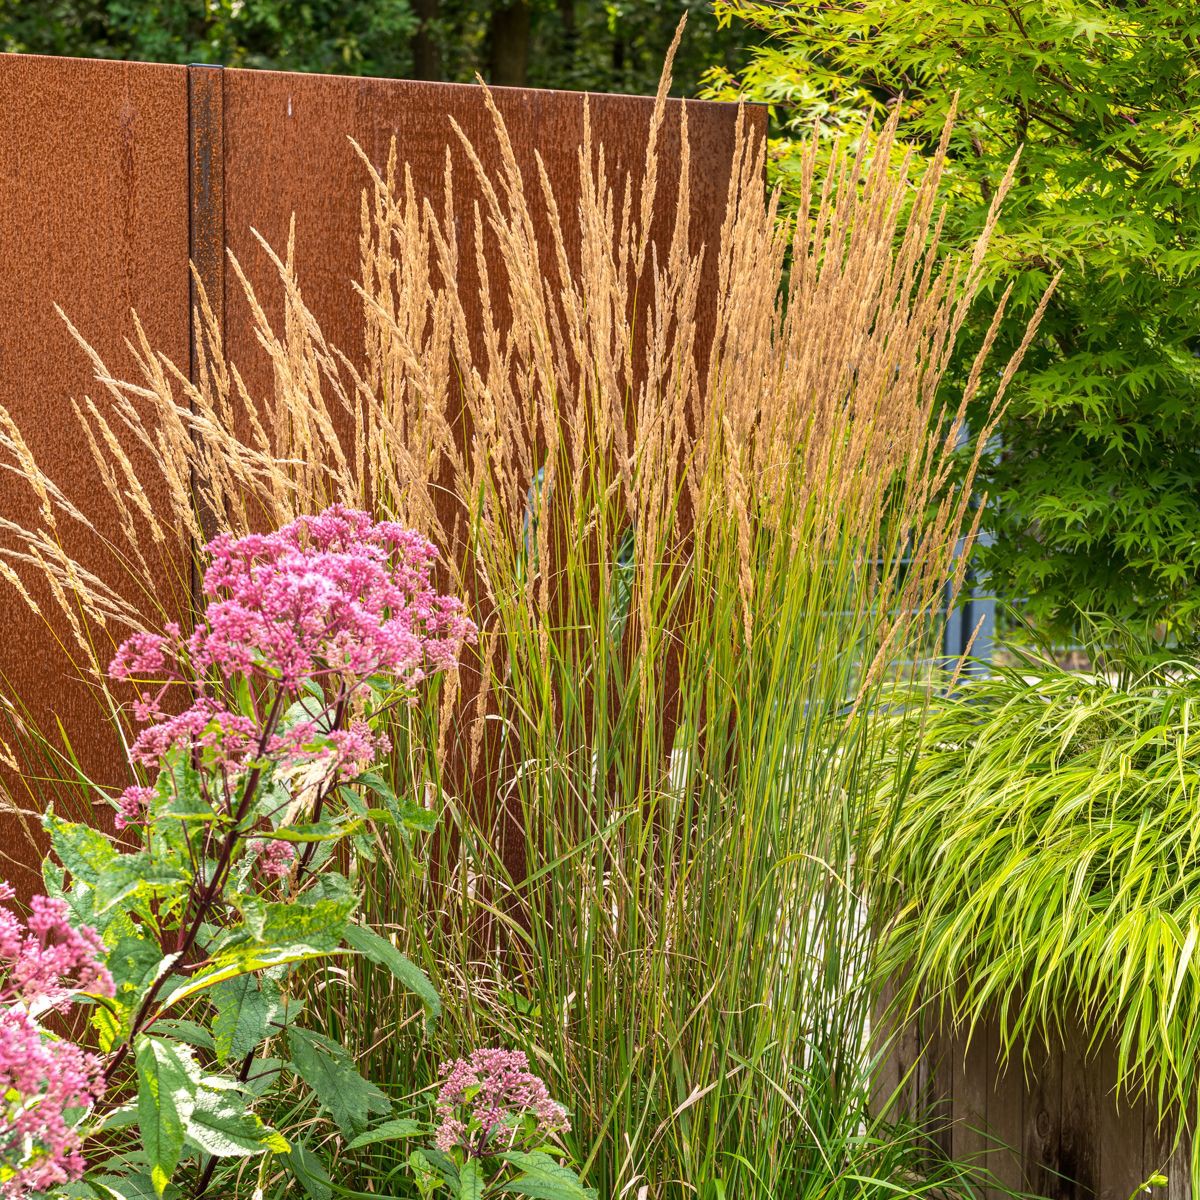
[870,654,1200,1178]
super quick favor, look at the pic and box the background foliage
[0,0,751,94]
[710,0,1200,645]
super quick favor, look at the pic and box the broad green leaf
[416,1146,459,1190]
[342,923,440,1019]
[151,1020,215,1052]
[267,819,362,844]
[158,944,334,1010]
[239,875,355,952]
[45,815,116,884]
[458,1158,483,1200]
[95,852,189,914]
[346,1118,425,1149]
[287,1026,390,1137]
[495,1152,596,1199]
[185,1086,288,1157]
[356,771,439,834]
[494,1181,598,1200]
[71,1174,166,1200]
[108,934,168,997]
[408,1148,444,1199]
[241,1055,285,1099]
[212,972,281,1060]
[134,1036,198,1197]
[92,1102,139,1132]
[92,1000,123,1053]
[152,753,212,865]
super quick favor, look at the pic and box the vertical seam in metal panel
[186,63,225,603]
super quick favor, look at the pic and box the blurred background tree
[707,0,1200,649]
[0,0,750,94]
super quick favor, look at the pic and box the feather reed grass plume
[1,100,1037,694]
[0,35,1050,1198]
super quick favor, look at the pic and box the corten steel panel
[0,54,191,888]
[219,71,761,878]
[220,71,757,408]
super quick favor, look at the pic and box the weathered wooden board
[899,1014,1194,1200]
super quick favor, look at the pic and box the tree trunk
[611,25,627,91]
[558,0,577,72]
[487,1,531,87]
[411,0,441,80]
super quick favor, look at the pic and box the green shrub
[710,0,1200,644]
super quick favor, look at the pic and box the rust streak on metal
[188,64,226,378]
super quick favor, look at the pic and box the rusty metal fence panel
[0,53,755,890]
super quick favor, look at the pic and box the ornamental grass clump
[0,31,1051,1199]
[869,658,1200,1177]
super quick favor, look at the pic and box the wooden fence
[876,1003,1191,1199]
[0,50,1184,1200]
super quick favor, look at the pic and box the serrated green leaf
[495,1152,595,1199]
[109,934,167,996]
[407,1148,443,1199]
[285,1137,334,1200]
[92,1102,139,1132]
[458,1158,483,1200]
[346,1118,425,1149]
[287,1026,390,1136]
[159,944,333,1010]
[266,820,361,844]
[416,1146,459,1188]
[361,771,439,834]
[342,923,440,1020]
[151,1020,215,1052]
[45,815,116,885]
[95,852,189,914]
[494,1181,597,1200]
[212,972,281,1060]
[74,1174,167,1200]
[135,1036,198,1197]
[239,877,355,951]
[185,1086,288,1157]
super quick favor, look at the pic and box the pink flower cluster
[114,785,155,831]
[111,505,474,694]
[0,1010,105,1198]
[0,885,114,1008]
[108,506,475,783]
[126,700,257,772]
[434,1048,569,1156]
[0,884,111,1195]
[251,838,297,880]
